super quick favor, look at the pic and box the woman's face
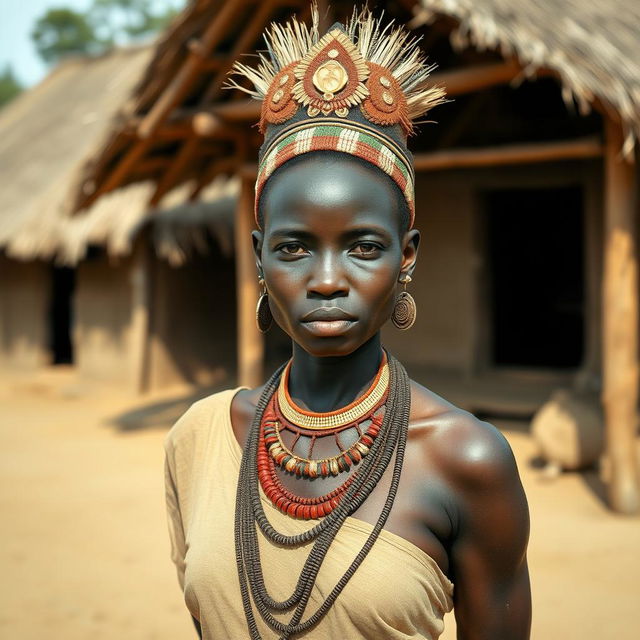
[254,155,419,357]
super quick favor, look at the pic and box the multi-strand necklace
[235,351,411,639]
[257,352,389,519]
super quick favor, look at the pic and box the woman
[164,8,530,639]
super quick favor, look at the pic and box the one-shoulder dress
[164,389,454,639]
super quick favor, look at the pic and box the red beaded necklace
[257,351,389,519]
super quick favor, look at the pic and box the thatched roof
[0,45,235,264]
[415,0,640,154]
[0,46,152,259]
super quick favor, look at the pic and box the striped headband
[255,120,415,227]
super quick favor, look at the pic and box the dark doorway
[484,186,584,369]
[49,266,76,364]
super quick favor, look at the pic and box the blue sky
[0,0,183,87]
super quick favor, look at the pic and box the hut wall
[0,256,49,369]
[74,254,137,385]
[147,246,237,390]
[382,159,602,377]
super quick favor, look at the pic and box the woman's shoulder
[163,387,244,454]
[408,379,519,488]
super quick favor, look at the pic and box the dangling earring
[392,273,417,330]
[256,277,273,333]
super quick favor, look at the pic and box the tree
[91,0,180,41]
[31,2,182,65]
[0,65,23,109]
[31,8,101,64]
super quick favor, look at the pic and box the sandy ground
[1,368,639,639]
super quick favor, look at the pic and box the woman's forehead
[262,156,397,217]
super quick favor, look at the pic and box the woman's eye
[279,243,307,256]
[350,242,381,257]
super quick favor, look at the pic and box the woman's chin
[292,331,369,358]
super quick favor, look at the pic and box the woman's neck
[287,335,383,413]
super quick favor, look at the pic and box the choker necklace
[277,352,389,429]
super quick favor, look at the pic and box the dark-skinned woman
[164,7,531,639]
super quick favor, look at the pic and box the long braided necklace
[235,352,411,639]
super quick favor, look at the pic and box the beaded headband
[228,5,446,228]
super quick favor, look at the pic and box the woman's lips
[301,319,356,337]
[300,308,357,337]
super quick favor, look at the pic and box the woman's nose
[307,252,348,299]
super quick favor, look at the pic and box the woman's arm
[438,415,531,639]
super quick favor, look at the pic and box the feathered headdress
[228,4,446,227]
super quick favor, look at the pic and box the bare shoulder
[231,386,264,420]
[230,385,266,446]
[408,379,520,490]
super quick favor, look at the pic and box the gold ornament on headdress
[227,4,446,135]
[292,27,369,118]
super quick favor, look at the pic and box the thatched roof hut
[0,45,235,265]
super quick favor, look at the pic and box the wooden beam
[172,100,261,123]
[240,163,258,180]
[192,112,222,137]
[212,61,545,125]
[149,135,201,206]
[81,2,243,207]
[125,111,236,140]
[235,174,264,388]
[137,1,241,139]
[189,157,240,199]
[186,40,228,71]
[602,116,640,514]
[413,136,603,171]
[133,156,173,174]
[430,60,548,97]
[201,0,281,103]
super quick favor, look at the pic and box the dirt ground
[1,368,639,639]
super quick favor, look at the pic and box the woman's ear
[400,228,420,277]
[252,230,264,274]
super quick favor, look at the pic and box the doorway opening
[49,266,76,364]
[484,186,584,369]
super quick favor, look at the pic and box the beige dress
[164,388,454,639]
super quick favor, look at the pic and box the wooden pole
[129,228,153,393]
[602,116,640,514]
[234,174,264,388]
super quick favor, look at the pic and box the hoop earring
[392,273,416,330]
[256,277,273,333]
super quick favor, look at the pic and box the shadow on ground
[579,467,609,507]
[108,387,217,432]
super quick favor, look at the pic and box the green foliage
[31,1,183,65]
[31,8,101,63]
[0,65,23,109]
[92,0,180,42]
